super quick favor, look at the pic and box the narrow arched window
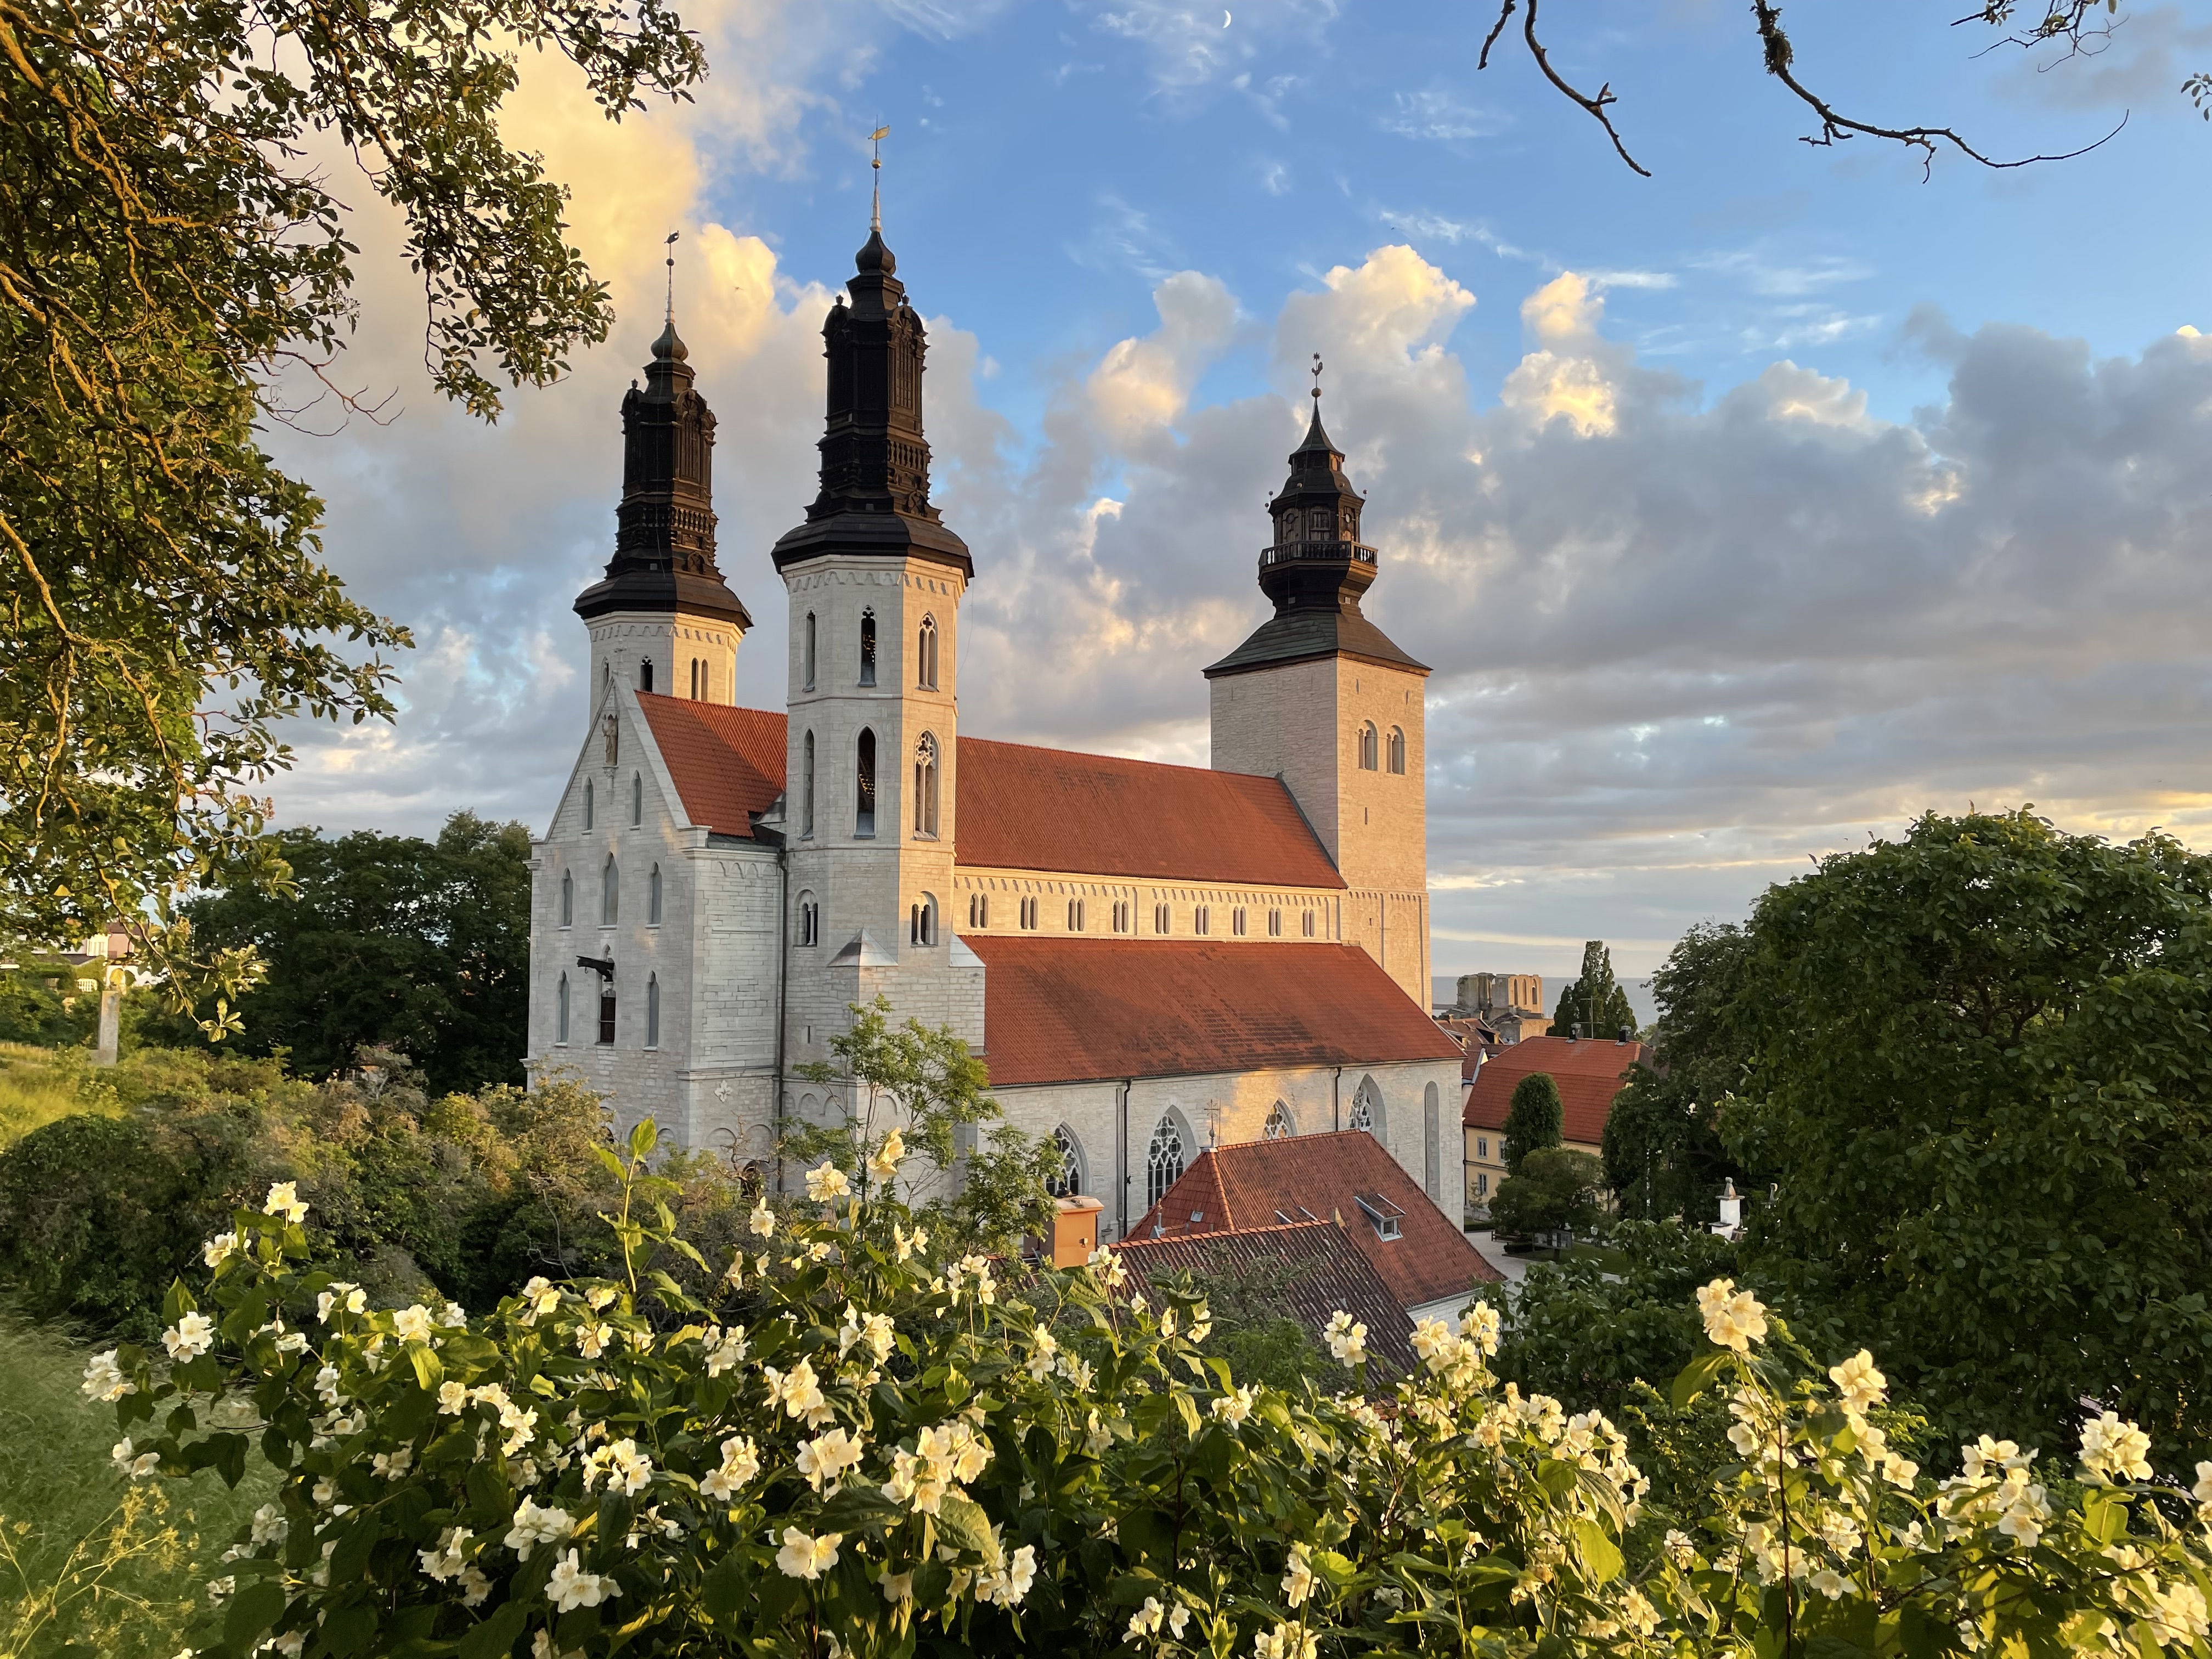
[598,979,616,1045]
[803,612,817,691]
[648,864,662,926]
[1068,898,1085,932]
[918,615,939,690]
[913,733,939,837]
[910,895,936,947]
[601,855,619,925]
[1047,1126,1083,1197]
[1154,902,1171,934]
[1350,1077,1381,1136]
[1387,726,1406,775]
[646,974,661,1048]
[1232,906,1247,936]
[855,729,877,836]
[560,871,573,928]
[631,772,643,827]
[1302,910,1316,938]
[689,659,697,699]
[859,609,877,686]
[801,730,816,838]
[1423,1082,1441,1197]
[797,891,819,947]
[1358,723,1379,771]
[640,659,654,693]
[1264,1102,1293,1140]
[556,973,570,1045]
[1268,908,1282,937]
[583,780,594,831]
[968,893,988,929]
[1194,905,1210,936]
[1147,1115,1187,1209]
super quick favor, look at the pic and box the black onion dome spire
[1204,357,1425,680]
[575,311,751,628]
[770,217,972,578]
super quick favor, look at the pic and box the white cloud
[1084,0,1340,94]
[1379,86,1509,142]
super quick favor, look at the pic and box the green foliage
[0,1047,625,1339]
[1159,1257,1327,1395]
[788,997,1060,1257]
[0,947,98,1048]
[86,1127,2212,1659]
[0,0,702,1002]
[0,1316,274,1657]
[1500,1071,1563,1173]
[161,814,532,1092]
[1549,939,1638,1041]
[1726,808,2212,1463]
[1485,1146,1606,1242]
[1603,923,1753,1222]
[0,1042,120,1146]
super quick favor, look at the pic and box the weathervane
[1311,352,1324,406]
[663,229,680,321]
[869,125,890,233]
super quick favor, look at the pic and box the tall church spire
[1204,359,1424,679]
[574,307,751,629]
[771,174,972,577]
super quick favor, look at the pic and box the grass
[0,1044,116,1150]
[0,1318,273,1658]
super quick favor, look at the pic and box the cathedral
[525,211,1463,1243]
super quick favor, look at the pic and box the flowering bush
[87,1122,2212,1659]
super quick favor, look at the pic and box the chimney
[1049,1196,1103,1267]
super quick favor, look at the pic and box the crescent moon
[1222,8,1232,24]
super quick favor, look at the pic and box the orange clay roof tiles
[961,937,1464,1087]
[1128,1131,1503,1308]
[634,696,787,839]
[1461,1035,1647,1147]
[953,737,1345,888]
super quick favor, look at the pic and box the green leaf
[410,1344,444,1392]
[458,1601,529,1659]
[1573,1517,1622,1585]
[223,1578,286,1650]
[628,1118,659,1160]
[936,1489,997,1560]
[1671,1347,1731,1409]
[702,1550,750,1623]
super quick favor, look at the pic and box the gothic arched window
[646,973,661,1048]
[1349,1076,1382,1136]
[648,864,662,926]
[803,612,817,691]
[1358,723,1379,771]
[601,855,619,925]
[583,780,593,831]
[855,729,877,836]
[797,891,819,947]
[801,730,816,838]
[631,772,643,827]
[918,615,939,690]
[1146,1114,1187,1210]
[859,609,877,686]
[1423,1082,1441,1197]
[1387,726,1407,776]
[556,973,569,1044]
[560,871,573,928]
[913,733,939,837]
[1047,1126,1083,1197]
[1264,1101,1293,1141]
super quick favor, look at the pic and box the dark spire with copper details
[1204,357,1424,680]
[574,284,752,628]
[771,137,972,577]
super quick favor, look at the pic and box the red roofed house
[1461,1034,1647,1213]
[526,214,1460,1239]
[1127,1132,1502,1334]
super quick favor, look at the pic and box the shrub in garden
[83,1112,2212,1659]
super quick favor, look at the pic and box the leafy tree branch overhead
[1478,0,2161,176]
[0,0,704,1001]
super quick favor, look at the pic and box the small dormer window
[1353,1193,1404,1241]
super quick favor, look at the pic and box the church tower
[770,194,980,1070]
[1206,366,1432,1007]
[574,314,752,718]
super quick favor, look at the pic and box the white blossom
[81,1349,134,1402]
[2080,1412,2153,1486]
[546,1548,618,1612]
[162,1311,215,1362]
[775,1527,842,1580]
[503,1497,574,1558]
[1696,1279,1768,1353]
[263,1181,309,1223]
[804,1161,850,1202]
[701,1436,760,1502]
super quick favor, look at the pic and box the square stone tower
[1206,371,1431,1006]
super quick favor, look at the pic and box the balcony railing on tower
[1259,539,1378,570]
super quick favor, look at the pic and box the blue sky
[262,0,2212,989]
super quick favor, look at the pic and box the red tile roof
[963,938,1464,1087]
[1129,1131,1502,1308]
[1461,1035,1647,1147]
[1111,1220,1419,1375]
[956,737,1345,889]
[634,697,787,839]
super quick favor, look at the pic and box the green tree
[1485,1146,1606,1244]
[1550,939,1638,1041]
[1,0,702,1005]
[1728,808,2212,1463]
[0,943,97,1047]
[1603,923,1753,1222]
[1499,1071,1562,1173]
[162,813,531,1092]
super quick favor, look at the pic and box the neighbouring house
[1126,1130,1502,1340]
[1460,1032,1647,1214]
[1111,1219,1421,1375]
[524,206,1465,1237]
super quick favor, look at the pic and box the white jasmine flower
[1696,1279,1768,1353]
[748,1201,776,1239]
[438,1301,467,1327]
[1324,1310,1367,1367]
[1089,1245,1127,1289]
[1829,1350,1886,1412]
[1210,1385,1256,1427]
[163,1311,215,1362]
[701,1436,760,1502]
[202,1231,241,1268]
[979,1543,1038,1606]
[1254,1620,1317,1659]
[577,1322,612,1359]
[1282,1543,1315,1607]
[1127,1596,1165,1640]
[546,1548,617,1612]
[249,1503,287,1546]
[1461,1300,1502,1356]
[583,1284,616,1312]
[894,1223,927,1261]
[878,1566,915,1604]
[392,1305,434,1344]
[81,1349,134,1403]
[795,1426,866,1493]
[316,1283,365,1324]
[436,1381,469,1415]
[419,1526,470,1582]
[503,1497,574,1558]
[2079,1412,2153,1486]
[867,1128,905,1181]
[2148,1582,2210,1647]
[263,1182,309,1223]
[580,1438,653,1497]
[703,1324,749,1377]
[804,1161,850,1202]
[763,1359,828,1424]
[111,1437,160,1479]
[775,1527,842,1580]
[838,1304,895,1364]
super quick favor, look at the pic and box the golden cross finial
[870,126,890,233]
[663,230,680,321]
